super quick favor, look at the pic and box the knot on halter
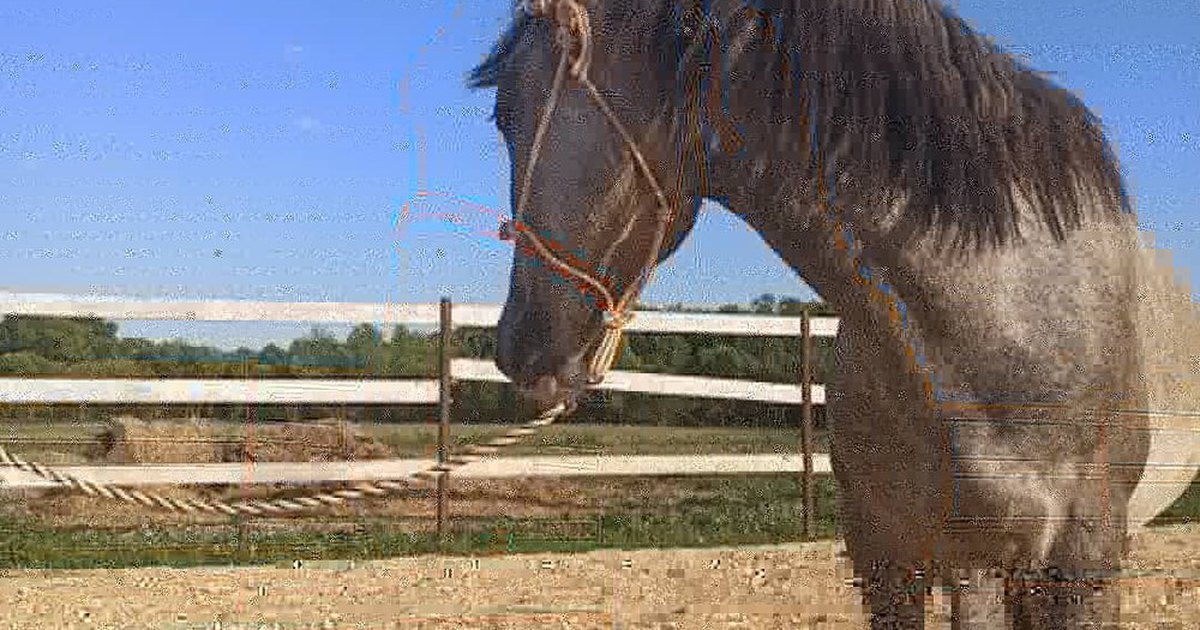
[521,0,592,79]
[603,310,633,330]
[588,310,633,384]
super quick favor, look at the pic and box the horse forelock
[468,0,1134,251]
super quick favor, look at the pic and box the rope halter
[503,0,677,384]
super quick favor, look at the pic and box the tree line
[0,294,835,428]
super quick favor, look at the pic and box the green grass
[369,423,828,457]
[7,418,1196,572]
[1,420,829,460]
[0,475,840,570]
[1151,480,1200,526]
[4,473,1200,571]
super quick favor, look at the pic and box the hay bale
[93,417,392,464]
[218,420,392,463]
[94,416,218,464]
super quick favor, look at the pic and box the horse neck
[682,0,898,328]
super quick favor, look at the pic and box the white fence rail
[0,453,833,489]
[0,295,836,488]
[0,295,840,337]
[0,369,825,406]
[0,296,835,408]
[451,358,827,405]
[0,377,441,405]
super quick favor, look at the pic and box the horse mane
[469,0,1133,250]
[467,8,527,93]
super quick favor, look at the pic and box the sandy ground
[0,525,1197,629]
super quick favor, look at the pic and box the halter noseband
[500,0,677,384]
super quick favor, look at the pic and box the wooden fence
[0,294,838,538]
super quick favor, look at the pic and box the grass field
[5,476,1196,571]
[1,420,828,462]
[0,419,838,569]
[0,475,841,570]
[3,418,1197,572]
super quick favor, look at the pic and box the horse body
[715,127,1150,624]
[471,0,1197,626]
[840,224,1147,625]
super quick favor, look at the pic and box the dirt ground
[0,525,1196,629]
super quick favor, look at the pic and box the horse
[468,0,1199,627]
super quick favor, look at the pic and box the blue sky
[0,1,1196,349]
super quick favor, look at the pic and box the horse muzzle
[514,373,580,417]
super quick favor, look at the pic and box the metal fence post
[800,310,815,540]
[436,298,453,543]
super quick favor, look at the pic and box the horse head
[469,0,706,414]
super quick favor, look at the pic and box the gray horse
[469,0,1199,627]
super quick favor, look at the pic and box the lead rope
[0,403,566,518]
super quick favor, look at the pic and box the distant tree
[693,344,755,378]
[381,326,437,377]
[808,300,838,316]
[231,346,256,361]
[778,296,807,316]
[115,337,156,359]
[159,339,205,361]
[0,351,60,375]
[452,327,496,360]
[776,296,838,317]
[288,326,346,370]
[347,323,382,349]
[751,293,777,314]
[345,323,384,371]
[0,315,118,362]
[258,343,288,366]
